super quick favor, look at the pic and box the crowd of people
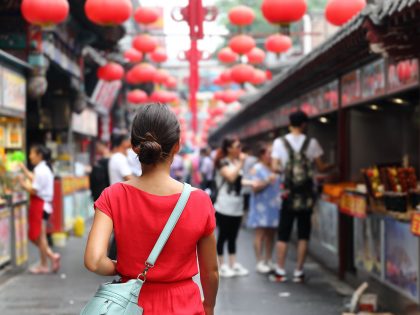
[23,103,330,314]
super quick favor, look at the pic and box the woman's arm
[19,163,34,181]
[84,210,117,276]
[197,233,219,315]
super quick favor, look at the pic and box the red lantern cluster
[150,48,168,63]
[85,0,132,26]
[261,0,307,25]
[164,76,177,89]
[231,64,255,84]
[127,90,148,104]
[265,34,292,54]
[150,91,178,103]
[154,69,170,85]
[250,69,267,85]
[218,48,239,64]
[21,0,69,27]
[229,34,256,55]
[325,0,366,26]
[97,62,124,82]
[133,35,158,54]
[228,6,255,26]
[134,7,160,25]
[127,63,157,84]
[124,49,143,63]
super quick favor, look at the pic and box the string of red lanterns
[85,0,132,26]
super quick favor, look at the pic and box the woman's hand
[203,304,214,315]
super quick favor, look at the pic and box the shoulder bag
[80,183,192,315]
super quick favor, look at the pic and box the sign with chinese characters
[1,67,26,113]
[339,190,367,218]
[361,59,386,99]
[388,59,419,93]
[411,212,420,237]
[342,69,361,107]
[71,108,98,137]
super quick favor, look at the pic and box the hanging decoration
[150,48,168,64]
[124,49,143,63]
[97,62,124,81]
[325,0,366,26]
[164,76,178,89]
[228,5,255,27]
[265,34,292,54]
[134,6,160,25]
[261,0,307,33]
[218,47,239,64]
[246,47,266,65]
[250,69,267,85]
[85,0,132,26]
[154,69,170,85]
[130,63,157,83]
[127,90,148,104]
[231,64,255,84]
[229,34,256,55]
[133,34,158,54]
[21,0,69,27]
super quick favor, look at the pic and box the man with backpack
[270,111,332,283]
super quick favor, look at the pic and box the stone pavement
[0,227,350,315]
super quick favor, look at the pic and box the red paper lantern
[231,64,255,84]
[397,61,412,83]
[261,0,307,25]
[220,69,232,83]
[220,90,239,104]
[325,0,366,26]
[164,76,177,89]
[150,48,168,63]
[266,70,273,80]
[133,35,158,54]
[97,62,124,81]
[265,34,292,54]
[154,69,170,84]
[124,49,143,63]
[150,91,177,103]
[130,63,157,83]
[250,69,266,85]
[134,7,159,25]
[228,5,255,26]
[229,34,256,55]
[85,0,132,26]
[218,47,239,64]
[213,91,224,100]
[21,0,69,27]
[127,90,148,104]
[246,47,266,65]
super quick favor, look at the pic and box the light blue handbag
[80,184,192,315]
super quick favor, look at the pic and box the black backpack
[89,158,110,201]
[282,137,315,211]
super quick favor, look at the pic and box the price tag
[411,212,420,236]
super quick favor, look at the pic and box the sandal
[29,265,50,274]
[52,253,61,273]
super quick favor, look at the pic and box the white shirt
[108,152,133,185]
[32,161,54,214]
[127,148,142,177]
[271,133,324,168]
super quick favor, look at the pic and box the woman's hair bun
[138,132,163,165]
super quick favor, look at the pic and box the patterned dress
[247,163,281,228]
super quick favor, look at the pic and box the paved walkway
[0,227,350,315]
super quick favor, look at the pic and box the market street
[0,228,348,315]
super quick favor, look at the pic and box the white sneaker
[232,263,249,277]
[219,264,235,278]
[266,261,275,272]
[256,261,271,274]
[293,269,305,283]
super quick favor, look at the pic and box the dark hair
[214,137,239,169]
[256,144,269,159]
[31,144,53,172]
[111,133,129,149]
[290,110,309,127]
[131,103,180,165]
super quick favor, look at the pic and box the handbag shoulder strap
[138,183,192,280]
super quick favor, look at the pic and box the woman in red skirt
[84,104,219,315]
[19,144,60,274]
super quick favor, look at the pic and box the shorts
[42,211,51,221]
[277,209,312,242]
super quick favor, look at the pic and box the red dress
[94,183,216,315]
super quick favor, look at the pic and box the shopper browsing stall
[270,111,331,283]
[246,144,281,274]
[19,144,60,274]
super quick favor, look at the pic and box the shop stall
[0,51,29,269]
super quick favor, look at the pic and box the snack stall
[0,51,29,269]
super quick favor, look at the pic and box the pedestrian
[241,145,258,225]
[270,111,332,283]
[170,153,184,181]
[246,144,281,274]
[108,133,135,185]
[19,144,60,274]
[127,147,142,177]
[213,137,249,278]
[200,146,214,192]
[84,103,219,315]
[89,141,111,202]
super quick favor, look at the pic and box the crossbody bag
[80,183,192,315]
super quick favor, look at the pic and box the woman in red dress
[84,103,219,315]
